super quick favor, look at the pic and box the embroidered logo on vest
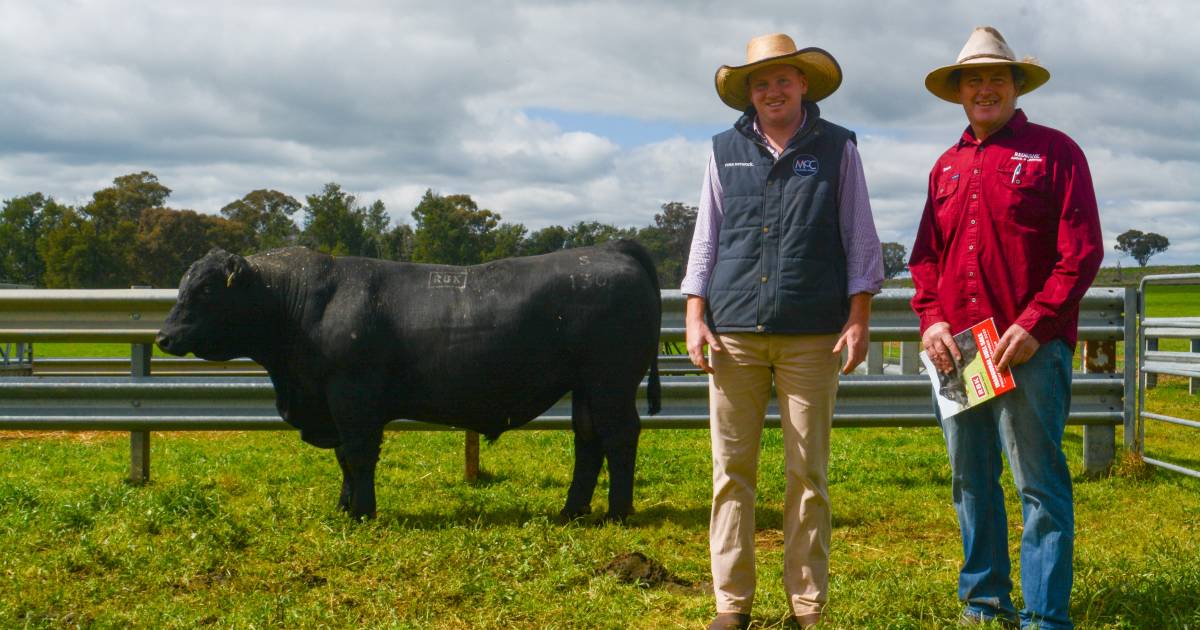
[793,155,819,177]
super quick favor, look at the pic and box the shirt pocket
[932,173,960,232]
[993,161,1052,228]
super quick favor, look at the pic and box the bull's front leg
[327,376,385,521]
[339,433,381,520]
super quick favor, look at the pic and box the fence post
[900,341,920,375]
[465,431,479,482]
[1191,339,1199,396]
[129,285,152,485]
[867,342,883,375]
[1123,287,1138,451]
[1145,338,1158,389]
[1082,340,1116,477]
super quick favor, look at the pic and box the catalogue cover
[919,318,1016,418]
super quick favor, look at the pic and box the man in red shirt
[909,27,1103,629]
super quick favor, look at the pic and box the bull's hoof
[349,509,376,522]
[601,510,631,525]
[558,505,592,524]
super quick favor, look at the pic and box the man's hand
[993,323,1039,371]
[833,320,868,375]
[685,295,721,374]
[833,293,873,375]
[922,321,961,373]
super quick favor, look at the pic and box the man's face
[957,66,1018,137]
[748,64,807,129]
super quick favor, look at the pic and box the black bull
[156,241,661,521]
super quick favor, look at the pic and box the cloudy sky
[2,1,1197,266]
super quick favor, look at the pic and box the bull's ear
[223,253,249,288]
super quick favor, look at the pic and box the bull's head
[156,248,266,361]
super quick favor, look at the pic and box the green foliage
[881,241,908,279]
[0,193,67,286]
[636,201,697,288]
[37,172,174,288]
[132,207,251,288]
[1115,229,1170,267]
[300,184,408,260]
[220,189,301,252]
[524,225,571,255]
[37,205,136,288]
[411,190,508,265]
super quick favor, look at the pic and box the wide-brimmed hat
[925,26,1050,103]
[714,33,842,111]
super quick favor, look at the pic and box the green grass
[4,275,1198,627]
[2,386,1199,629]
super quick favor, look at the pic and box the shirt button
[970,219,976,225]
[973,169,980,174]
[761,276,768,283]
[971,297,977,303]
[968,271,975,277]
[968,244,975,251]
[971,193,978,200]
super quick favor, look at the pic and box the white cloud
[0,0,1196,265]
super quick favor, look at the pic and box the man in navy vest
[682,33,883,630]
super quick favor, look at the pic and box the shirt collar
[958,108,1029,147]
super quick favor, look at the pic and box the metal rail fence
[1136,273,1200,479]
[1,288,1130,482]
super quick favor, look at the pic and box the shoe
[707,612,751,630]
[791,612,821,628]
[959,608,1018,628]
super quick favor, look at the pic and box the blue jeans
[937,339,1075,630]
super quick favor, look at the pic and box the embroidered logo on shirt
[943,165,953,171]
[723,162,754,167]
[1010,152,1043,162]
[951,173,960,180]
[793,155,819,176]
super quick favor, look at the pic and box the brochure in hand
[919,318,1016,419]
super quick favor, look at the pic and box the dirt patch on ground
[600,552,704,593]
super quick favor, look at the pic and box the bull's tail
[608,239,663,417]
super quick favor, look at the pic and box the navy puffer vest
[706,101,854,334]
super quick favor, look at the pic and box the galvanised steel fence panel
[1136,273,1200,479]
[1,287,1131,481]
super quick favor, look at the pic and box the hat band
[956,52,1016,64]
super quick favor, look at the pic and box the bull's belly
[389,379,570,431]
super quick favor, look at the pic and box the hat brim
[714,47,842,111]
[924,58,1050,103]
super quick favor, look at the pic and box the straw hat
[925,26,1050,103]
[714,33,842,111]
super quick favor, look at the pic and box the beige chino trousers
[709,332,840,618]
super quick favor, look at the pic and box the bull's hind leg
[562,390,603,521]
[597,401,640,523]
[580,379,642,523]
[334,446,353,513]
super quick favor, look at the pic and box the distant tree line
[0,171,920,291]
[0,171,699,290]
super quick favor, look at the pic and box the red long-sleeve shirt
[909,110,1104,347]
